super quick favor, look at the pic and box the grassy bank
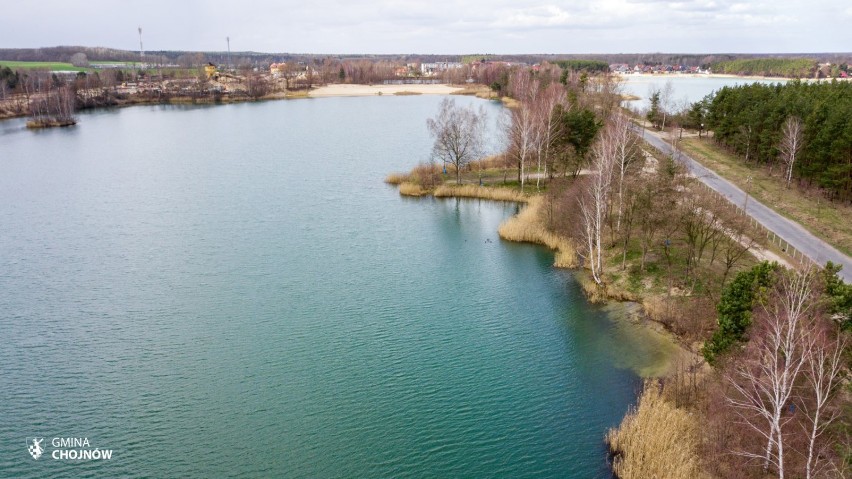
[680,137,852,256]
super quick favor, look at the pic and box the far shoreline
[614,71,826,82]
[308,83,465,97]
[0,83,473,121]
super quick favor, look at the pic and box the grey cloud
[0,0,845,53]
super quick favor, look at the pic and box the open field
[0,60,88,72]
[679,137,852,257]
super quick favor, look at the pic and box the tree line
[710,58,819,78]
[701,80,852,201]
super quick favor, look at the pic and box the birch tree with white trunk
[779,116,804,188]
[800,331,846,479]
[533,82,567,189]
[578,128,615,285]
[726,269,816,479]
[610,113,637,232]
[506,70,540,190]
[659,80,674,131]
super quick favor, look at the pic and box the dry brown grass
[576,272,609,303]
[433,184,528,203]
[398,182,427,196]
[501,96,521,109]
[384,173,408,185]
[680,137,852,256]
[468,154,512,171]
[451,84,495,99]
[497,196,578,268]
[607,381,705,479]
[410,162,444,189]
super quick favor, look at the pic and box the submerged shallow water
[1,97,666,477]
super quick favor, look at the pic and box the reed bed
[433,184,528,203]
[497,196,578,268]
[384,173,408,185]
[398,182,427,197]
[606,382,703,479]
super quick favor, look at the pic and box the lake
[618,74,788,110]
[0,96,671,478]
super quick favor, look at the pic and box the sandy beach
[308,83,464,97]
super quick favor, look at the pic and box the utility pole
[226,36,231,73]
[743,175,752,213]
[137,26,144,82]
[138,27,144,64]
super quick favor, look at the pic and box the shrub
[702,261,777,364]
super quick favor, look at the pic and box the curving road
[634,126,852,283]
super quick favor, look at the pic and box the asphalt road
[634,126,852,283]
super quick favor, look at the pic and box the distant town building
[269,63,287,77]
[420,62,464,76]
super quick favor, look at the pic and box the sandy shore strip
[309,83,464,97]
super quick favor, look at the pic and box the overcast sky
[1,0,847,54]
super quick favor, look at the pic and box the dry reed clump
[384,173,409,185]
[433,184,528,203]
[398,182,427,197]
[606,381,704,479]
[410,162,444,189]
[468,154,511,170]
[501,97,521,109]
[497,196,578,268]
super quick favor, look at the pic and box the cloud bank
[0,0,843,53]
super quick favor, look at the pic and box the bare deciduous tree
[779,116,804,188]
[533,82,567,189]
[579,127,615,284]
[427,98,487,185]
[680,190,724,281]
[718,214,757,286]
[800,329,846,479]
[506,70,540,190]
[659,80,674,131]
[727,269,816,479]
[69,52,89,67]
[610,113,638,232]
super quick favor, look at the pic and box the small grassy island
[26,117,77,128]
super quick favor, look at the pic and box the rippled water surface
[1,97,651,477]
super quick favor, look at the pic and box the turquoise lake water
[0,96,663,477]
